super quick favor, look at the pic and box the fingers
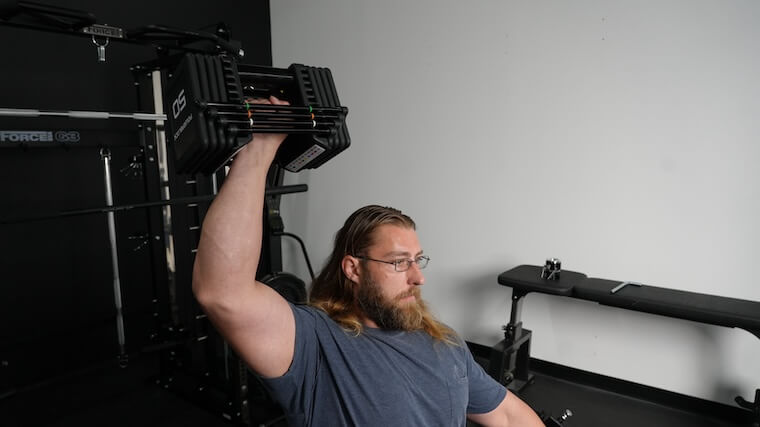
[269,95,290,106]
[247,97,268,105]
[246,95,290,106]
[244,96,291,148]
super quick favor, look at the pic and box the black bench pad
[497,265,586,296]
[498,265,760,336]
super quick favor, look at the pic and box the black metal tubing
[234,127,334,135]
[212,110,343,120]
[201,101,347,114]
[277,231,315,280]
[0,8,241,56]
[127,24,243,58]
[0,184,308,225]
[238,70,294,83]
[222,119,328,129]
[2,1,97,28]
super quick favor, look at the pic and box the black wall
[0,0,272,392]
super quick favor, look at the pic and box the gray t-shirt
[260,304,507,426]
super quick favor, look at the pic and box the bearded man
[192,97,543,426]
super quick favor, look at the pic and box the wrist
[235,139,279,162]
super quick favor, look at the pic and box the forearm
[507,407,544,427]
[192,142,278,303]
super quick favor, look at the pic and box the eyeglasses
[355,255,430,272]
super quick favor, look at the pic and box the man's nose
[407,262,425,286]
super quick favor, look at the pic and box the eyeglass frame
[354,255,430,272]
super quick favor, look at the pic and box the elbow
[192,271,252,316]
[192,274,225,311]
[191,264,207,304]
[192,263,218,309]
[192,277,210,308]
[192,277,232,319]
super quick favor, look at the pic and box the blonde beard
[357,275,428,331]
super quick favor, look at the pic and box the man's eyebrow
[381,250,424,258]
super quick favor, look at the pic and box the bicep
[199,280,296,378]
[467,393,510,426]
[468,392,543,427]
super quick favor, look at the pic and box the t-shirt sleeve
[465,345,508,414]
[258,303,319,420]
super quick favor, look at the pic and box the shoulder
[290,303,332,328]
[291,303,356,338]
[433,325,467,353]
[294,303,342,323]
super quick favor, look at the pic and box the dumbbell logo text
[172,89,187,119]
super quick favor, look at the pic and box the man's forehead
[369,224,422,256]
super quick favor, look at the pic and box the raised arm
[192,96,296,378]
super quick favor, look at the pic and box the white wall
[270,0,760,405]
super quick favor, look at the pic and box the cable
[277,231,315,280]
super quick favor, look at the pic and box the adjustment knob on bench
[542,408,573,426]
[540,258,562,280]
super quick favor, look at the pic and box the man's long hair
[309,205,456,343]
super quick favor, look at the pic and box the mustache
[395,288,421,301]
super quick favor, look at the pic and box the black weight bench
[489,264,760,422]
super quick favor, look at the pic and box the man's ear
[342,255,362,285]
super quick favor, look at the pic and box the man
[193,97,543,426]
